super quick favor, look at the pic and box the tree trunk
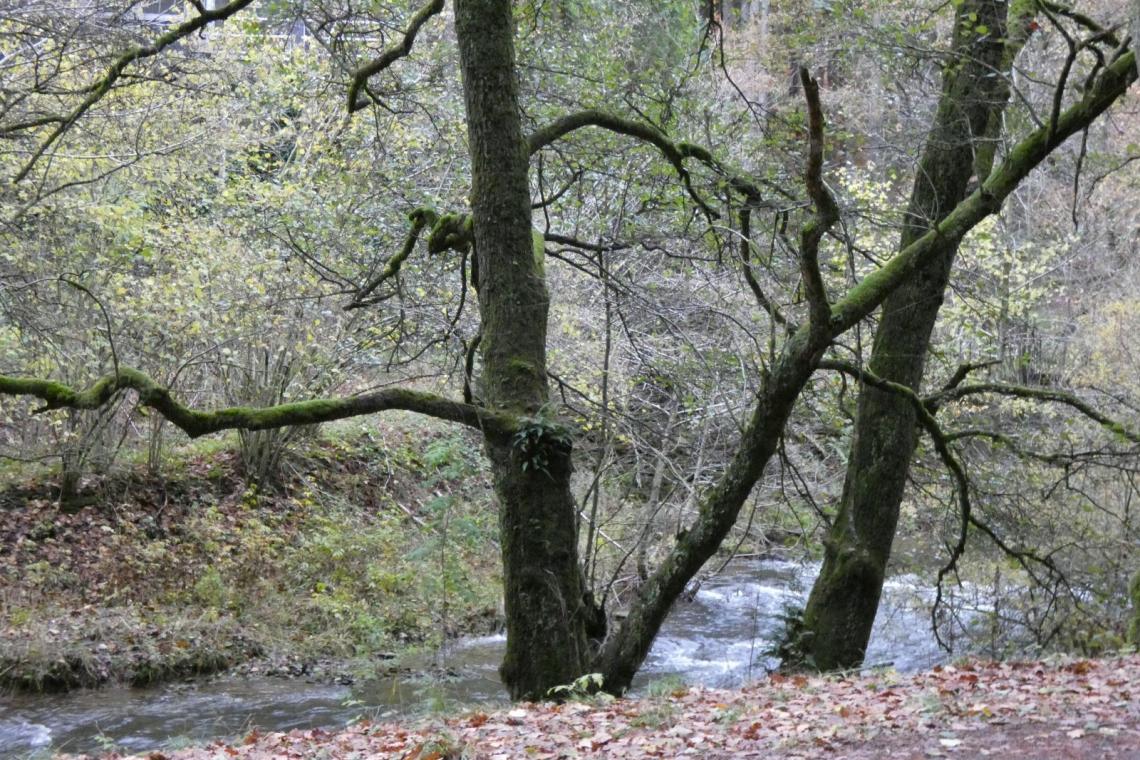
[594,322,832,692]
[454,0,596,700]
[1129,568,1140,646]
[796,0,1022,671]
[592,17,1136,689]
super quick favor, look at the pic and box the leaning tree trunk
[454,0,596,700]
[590,24,1135,690]
[796,0,1027,671]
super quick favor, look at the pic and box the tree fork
[592,72,840,693]
[595,10,1135,689]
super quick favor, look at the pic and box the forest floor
[60,654,1140,759]
[0,417,503,692]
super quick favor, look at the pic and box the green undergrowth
[0,417,502,692]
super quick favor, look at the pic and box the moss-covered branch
[11,0,258,184]
[347,208,432,310]
[0,368,519,441]
[527,109,721,219]
[528,107,792,213]
[347,208,477,310]
[929,382,1140,444]
[528,109,712,164]
[346,0,445,114]
[829,49,1136,334]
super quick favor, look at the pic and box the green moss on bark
[456,0,592,699]
[798,0,1011,672]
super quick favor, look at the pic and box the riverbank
[56,653,1140,759]
[0,417,503,693]
[2,555,966,757]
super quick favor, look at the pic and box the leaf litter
[62,654,1140,759]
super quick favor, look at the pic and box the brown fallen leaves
[66,654,1140,759]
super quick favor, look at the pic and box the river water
[0,558,951,758]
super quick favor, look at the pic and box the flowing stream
[0,558,955,758]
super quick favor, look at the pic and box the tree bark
[454,0,596,700]
[1130,568,1140,647]
[1126,0,1139,654]
[796,0,1023,671]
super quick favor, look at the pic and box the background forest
[0,0,1138,708]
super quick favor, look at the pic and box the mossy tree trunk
[593,328,830,692]
[454,0,596,700]
[796,0,1025,671]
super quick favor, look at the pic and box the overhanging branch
[0,368,518,441]
[346,0,445,114]
[527,109,721,220]
[929,382,1140,443]
[11,0,258,184]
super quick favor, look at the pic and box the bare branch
[532,169,583,209]
[542,232,633,253]
[1040,1,1124,49]
[1040,1,1080,144]
[738,206,790,327]
[940,360,999,392]
[58,277,119,378]
[819,359,1002,652]
[797,68,838,336]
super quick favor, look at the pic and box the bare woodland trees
[0,0,1137,698]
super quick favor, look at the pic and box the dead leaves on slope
[69,654,1140,759]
